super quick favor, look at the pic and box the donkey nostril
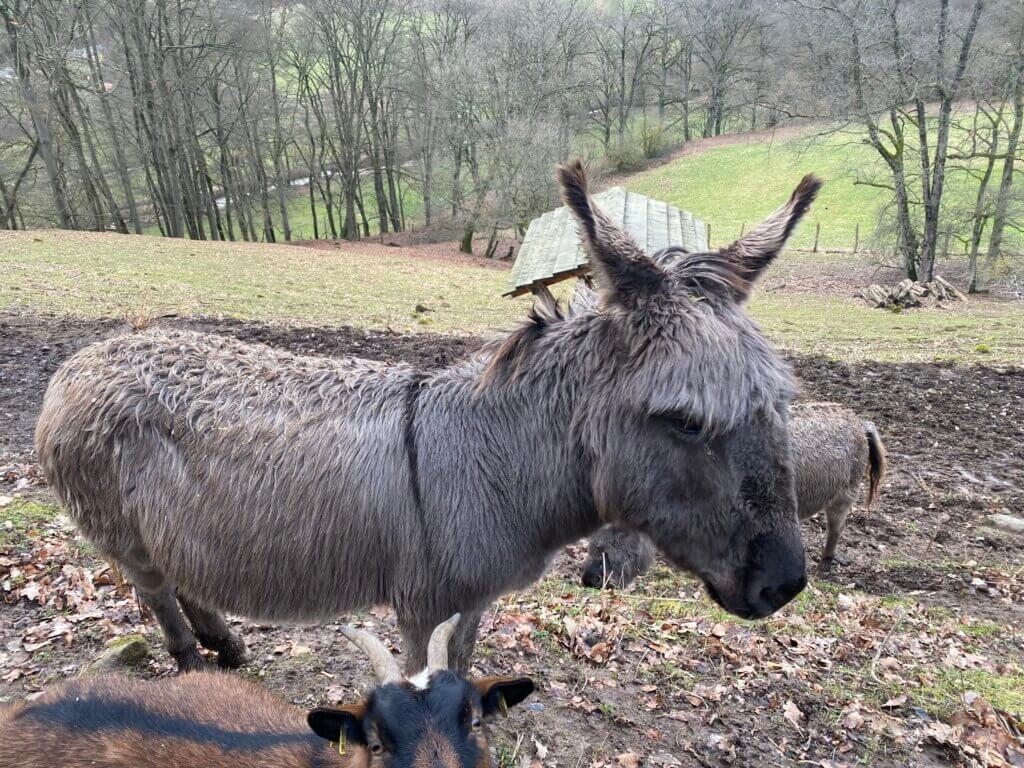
[758,585,779,608]
[762,575,806,610]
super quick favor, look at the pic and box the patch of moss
[957,620,1003,639]
[0,500,60,548]
[921,669,1024,717]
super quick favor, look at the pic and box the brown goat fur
[0,673,348,768]
[0,670,534,768]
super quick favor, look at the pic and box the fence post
[853,223,859,254]
[739,222,746,237]
[813,222,821,253]
[707,223,711,249]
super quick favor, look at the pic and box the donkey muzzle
[704,533,806,619]
[742,532,806,618]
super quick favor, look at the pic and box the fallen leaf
[881,695,908,709]
[783,699,804,730]
[533,738,548,760]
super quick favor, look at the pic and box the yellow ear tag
[337,731,346,756]
[498,692,508,718]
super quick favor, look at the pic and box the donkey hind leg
[124,565,206,673]
[819,495,855,573]
[177,594,250,669]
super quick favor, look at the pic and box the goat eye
[471,717,482,731]
[369,742,384,755]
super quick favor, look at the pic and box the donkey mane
[478,288,565,388]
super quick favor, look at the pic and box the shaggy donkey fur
[0,616,535,768]
[582,402,888,588]
[36,161,818,673]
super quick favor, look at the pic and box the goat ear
[473,677,535,718]
[556,160,665,309]
[718,174,822,301]
[308,704,367,746]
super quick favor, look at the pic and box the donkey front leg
[125,565,206,673]
[447,610,482,675]
[397,610,482,676]
[397,615,432,676]
[178,594,250,669]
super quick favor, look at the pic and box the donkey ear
[556,160,665,309]
[718,174,822,301]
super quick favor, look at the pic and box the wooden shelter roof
[504,186,707,297]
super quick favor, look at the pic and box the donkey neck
[412,354,603,568]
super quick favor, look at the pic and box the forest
[0,0,1021,287]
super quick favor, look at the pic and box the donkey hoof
[216,636,250,669]
[173,647,208,674]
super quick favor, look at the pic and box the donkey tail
[864,421,887,507]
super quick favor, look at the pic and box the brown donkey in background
[582,402,887,589]
[0,615,535,768]
[36,161,819,672]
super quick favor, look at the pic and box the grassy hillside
[2,229,1020,362]
[0,231,524,334]
[624,125,1018,253]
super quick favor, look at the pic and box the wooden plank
[521,212,556,285]
[625,191,648,256]
[552,207,582,274]
[599,187,627,233]
[647,197,669,252]
[694,216,708,251]
[667,205,683,250]
[535,210,563,281]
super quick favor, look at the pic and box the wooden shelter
[504,186,708,297]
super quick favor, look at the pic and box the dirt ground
[2,309,1022,767]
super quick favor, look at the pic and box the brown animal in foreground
[0,615,534,768]
[582,402,887,588]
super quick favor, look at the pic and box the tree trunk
[984,48,1024,288]
[460,223,474,255]
[1,7,73,228]
[268,57,292,242]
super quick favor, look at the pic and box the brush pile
[860,276,967,309]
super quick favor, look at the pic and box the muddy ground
[2,309,1022,767]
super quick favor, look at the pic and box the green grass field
[626,130,881,250]
[2,229,1019,362]
[624,125,1021,253]
[0,230,525,334]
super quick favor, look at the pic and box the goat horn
[426,613,462,671]
[339,625,404,685]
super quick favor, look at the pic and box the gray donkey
[36,161,818,674]
[582,402,887,588]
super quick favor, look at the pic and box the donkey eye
[369,741,384,755]
[471,717,482,731]
[667,415,703,438]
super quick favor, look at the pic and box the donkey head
[309,615,534,768]
[559,160,820,619]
